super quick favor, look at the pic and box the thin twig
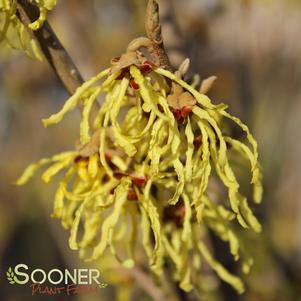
[145,0,172,70]
[16,0,84,97]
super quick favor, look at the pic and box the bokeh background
[0,0,301,300]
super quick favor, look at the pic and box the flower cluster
[0,0,57,59]
[17,44,263,294]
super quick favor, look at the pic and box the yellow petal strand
[185,117,194,182]
[15,158,52,185]
[28,7,47,30]
[162,235,182,273]
[130,66,168,121]
[164,230,192,291]
[111,77,138,156]
[80,212,102,248]
[41,156,74,183]
[69,199,88,250]
[52,184,65,219]
[141,181,163,274]
[155,68,218,109]
[149,118,164,174]
[239,198,262,233]
[99,131,112,177]
[42,68,110,127]
[203,122,245,223]
[0,10,10,42]
[221,110,260,177]
[43,0,57,10]
[140,203,153,260]
[52,167,75,218]
[93,81,120,128]
[179,268,193,292]
[30,38,43,61]
[0,0,11,11]
[77,161,90,182]
[192,120,211,213]
[111,156,128,172]
[80,88,101,145]
[182,193,192,246]
[170,159,185,205]
[225,137,263,203]
[87,153,99,179]
[15,151,76,185]
[111,77,130,132]
[125,204,138,268]
[92,178,131,260]
[192,106,227,165]
[203,196,240,260]
[108,211,134,268]
[197,241,245,294]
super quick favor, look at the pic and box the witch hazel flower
[17,37,263,294]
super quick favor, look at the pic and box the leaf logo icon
[99,283,108,288]
[6,267,16,285]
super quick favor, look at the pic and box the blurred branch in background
[158,0,186,69]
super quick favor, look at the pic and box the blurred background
[0,0,301,300]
